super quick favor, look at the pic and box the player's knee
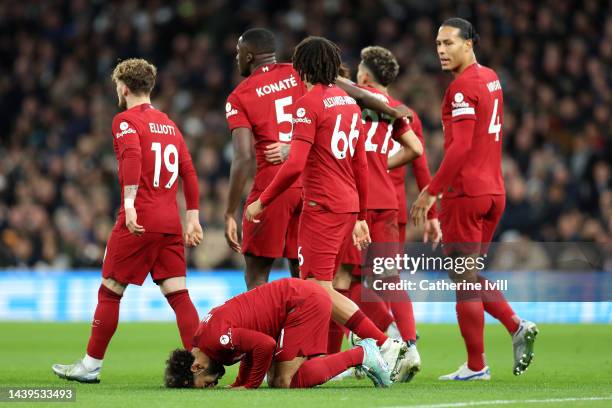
[102,277,127,295]
[159,277,186,295]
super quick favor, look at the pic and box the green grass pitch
[1,323,611,408]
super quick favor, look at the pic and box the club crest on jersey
[225,102,238,118]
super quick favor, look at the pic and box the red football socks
[86,285,122,360]
[455,289,486,371]
[478,276,519,334]
[290,347,364,388]
[165,289,199,349]
[349,281,394,332]
[382,276,417,342]
[345,309,388,347]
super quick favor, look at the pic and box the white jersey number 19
[151,142,179,188]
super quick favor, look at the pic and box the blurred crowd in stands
[0,0,610,269]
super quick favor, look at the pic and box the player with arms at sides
[52,59,203,383]
[332,46,425,382]
[245,36,409,382]
[225,28,413,289]
[410,18,538,381]
[164,278,391,389]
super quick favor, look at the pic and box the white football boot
[397,342,421,382]
[379,337,409,382]
[512,320,539,375]
[52,360,100,383]
[439,362,490,381]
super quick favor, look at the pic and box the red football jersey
[388,110,433,223]
[437,63,505,197]
[192,278,312,365]
[111,103,195,234]
[292,84,366,213]
[360,86,411,210]
[225,63,306,191]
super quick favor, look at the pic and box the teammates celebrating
[51,17,537,388]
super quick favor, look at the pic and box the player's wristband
[124,198,135,209]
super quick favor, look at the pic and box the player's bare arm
[387,129,424,170]
[225,127,255,252]
[335,77,412,120]
[184,210,203,247]
[412,118,476,226]
[248,139,311,222]
[124,185,145,236]
[264,142,290,164]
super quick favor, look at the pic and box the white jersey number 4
[488,98,501,141]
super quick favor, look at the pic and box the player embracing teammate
[246,36,409,382]
[411,18,538,380]
[225,28,412,290]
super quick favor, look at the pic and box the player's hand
[424,218,442,250]
[245,199,263,223]
[411,188,437,227]
[264,142,290,164]
[184,210,203,247]
[125,208,145,236]
[224,214,241,252]
[352,220,371,250]
[392,104,414,121]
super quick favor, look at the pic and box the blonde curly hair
[111,58,157,95]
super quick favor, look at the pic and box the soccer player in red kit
[333,46,425,382]
[164,278,391,389]
[225,28,413,290]
[245,36,408,382]
[410,18,538,380]
[52,59,203,383]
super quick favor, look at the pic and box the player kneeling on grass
[164,278,391,389]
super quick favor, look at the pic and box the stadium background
[0,0,610,323]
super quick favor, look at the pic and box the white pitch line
[385,396,612,408]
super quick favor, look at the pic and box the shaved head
[236,28,277,77]
[239,28,276,54]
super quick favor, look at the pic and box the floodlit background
[0,1,609,322]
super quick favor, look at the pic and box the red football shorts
[341,209,399,276]
[242,187,302,259]
[439,194,506,255]
[102,225,185,286]
[298,203,357,281]
[274,281,332,361]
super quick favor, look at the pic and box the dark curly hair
[360,46,399,87]
[293,36,341,85]
[164,349,227,388]
[164,349,195,388]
